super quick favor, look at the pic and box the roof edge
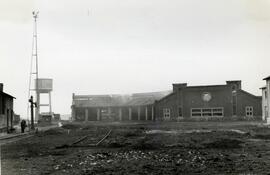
[0,91,16,99]
[263,76,270,80]
[238,89,261,99]
[155,92,176,103]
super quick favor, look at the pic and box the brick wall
[155,93,177,120]
[155,82,262,121]
[181,86,232,118]
[237,90,262,119]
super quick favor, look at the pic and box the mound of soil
[81,125,96,130]
[107,140,127,148]
[61,124,81,130]
[253,134,270,140]
[203,138,244,149]
[131,138,162,150]
[43,128,65,135]
[121,129,145,138]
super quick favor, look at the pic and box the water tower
[35,78,53,122]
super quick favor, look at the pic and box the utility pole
[29,96,37,130]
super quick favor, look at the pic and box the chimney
[226,81,242,90]
[172,83,187,92]
[0,83,3,92]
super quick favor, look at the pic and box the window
[163,108,170,119]
[191,108,202,116]
[246,106,253,117]
[75,108,85,121]
[178,107,182,117]
[202,108,212,116]
[191,108,223,117]
[212,108,223,116]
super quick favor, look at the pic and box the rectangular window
[163,108,170,119]
[191,108,202,117]
[191,108,223,117]
[192,108,202,113]
[202,108,212,116]
[178,107,182,117]
[213,108,223,116]
[246,106,253,117]
[75,108,85,121]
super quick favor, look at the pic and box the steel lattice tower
[27,11,40,123]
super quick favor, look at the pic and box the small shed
[0,83,16,133]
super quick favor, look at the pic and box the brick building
[71,80,262,122]
[0,83,16,132]
[155,81,262,120]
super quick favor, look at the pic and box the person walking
[20,120,27,133]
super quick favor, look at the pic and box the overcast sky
[0,0,270,119]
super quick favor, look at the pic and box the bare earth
[2,121,270,175]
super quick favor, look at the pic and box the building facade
[71,80,262,122]
[155,81,262,121]
[0,83,16,132]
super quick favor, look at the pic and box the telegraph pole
[29,96,36,130]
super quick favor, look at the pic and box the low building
[71,91,170,121]
[0,83,16,132]
[155,81,262,121]
[262,76,270,123]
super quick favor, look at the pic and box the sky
[0,0,270,119]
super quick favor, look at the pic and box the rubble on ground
[2,122,270,174]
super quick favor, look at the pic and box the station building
[71,80,262,122]
[155,81,262,120]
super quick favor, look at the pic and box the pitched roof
[0,91,16,99]
[263,76,270,80]
[126,91,171,106]
[73,91,171,107]
[238,89,262,99]
[73,95,126,107]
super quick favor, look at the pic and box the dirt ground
[2,121,270,175]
